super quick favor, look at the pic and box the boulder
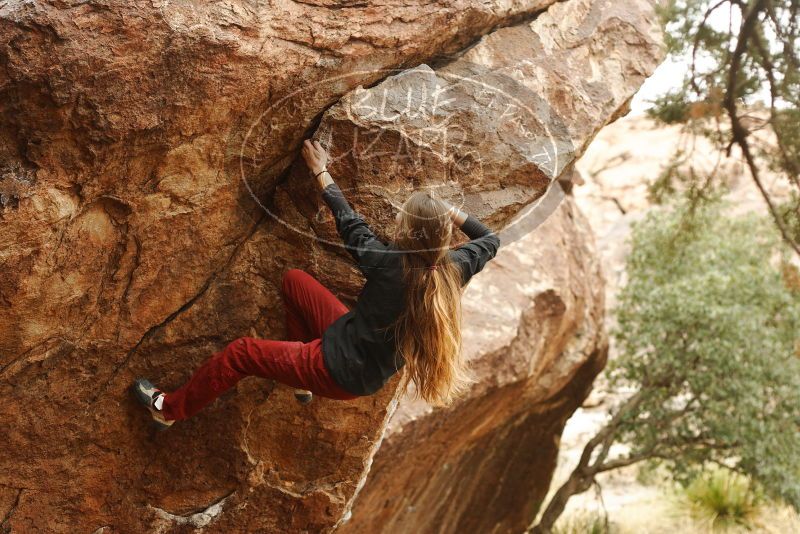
[0,1,551,531]
[0,0,662,531]
[0,0,560,398]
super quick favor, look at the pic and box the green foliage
[647,90,692,124]
[553,510,612,534]
[654,0,799,114]
[682,468,764,530]
[607,200,800,509]
[636,459,670,487]
[647,155,723,207]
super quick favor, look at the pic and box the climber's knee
[222,337,255,375]
[228,336,250,354]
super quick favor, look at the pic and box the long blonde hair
[392,191,475,406]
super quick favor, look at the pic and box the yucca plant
[683,468,764,530]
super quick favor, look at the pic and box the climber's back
[319,185,500,405]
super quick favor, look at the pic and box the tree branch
[723,0,800,256]
[690,0,731,95]
[750,30,800,188]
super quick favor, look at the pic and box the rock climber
[132,139,501,429]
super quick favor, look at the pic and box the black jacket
[320,184,501,396]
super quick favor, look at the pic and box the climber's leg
[159,335,357,422]
[281,268,349,341]
[281,269,351,405]
[159,337,307,421]
[281,270,313,403]
[283,280,313,343]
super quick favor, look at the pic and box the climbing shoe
[132,378,174,430]
[294,388,313,405]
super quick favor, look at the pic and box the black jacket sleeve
[451,214,501,286]
[321,183,388,275]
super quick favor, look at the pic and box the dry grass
[550,464,800,534]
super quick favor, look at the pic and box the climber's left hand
[302,139,328,177]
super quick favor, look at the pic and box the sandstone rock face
[1,0,558,403]
[0,0,662,532]
[341,197,607,534]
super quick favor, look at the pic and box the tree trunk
[530,468,595,534]
[529,392,646,533]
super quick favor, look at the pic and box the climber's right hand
[302,138,329,177]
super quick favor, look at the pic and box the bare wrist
[314,168,334,188]
[442,201,467,226]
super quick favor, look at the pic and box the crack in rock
[90,213,267,403]
[0,488,23,529]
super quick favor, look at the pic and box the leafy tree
[529,202,800,533]
[649,0,800,255]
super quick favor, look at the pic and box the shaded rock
[0,0,662,532]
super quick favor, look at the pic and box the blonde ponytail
[393,191,475,406]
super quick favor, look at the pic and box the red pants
[161,269,359,421]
